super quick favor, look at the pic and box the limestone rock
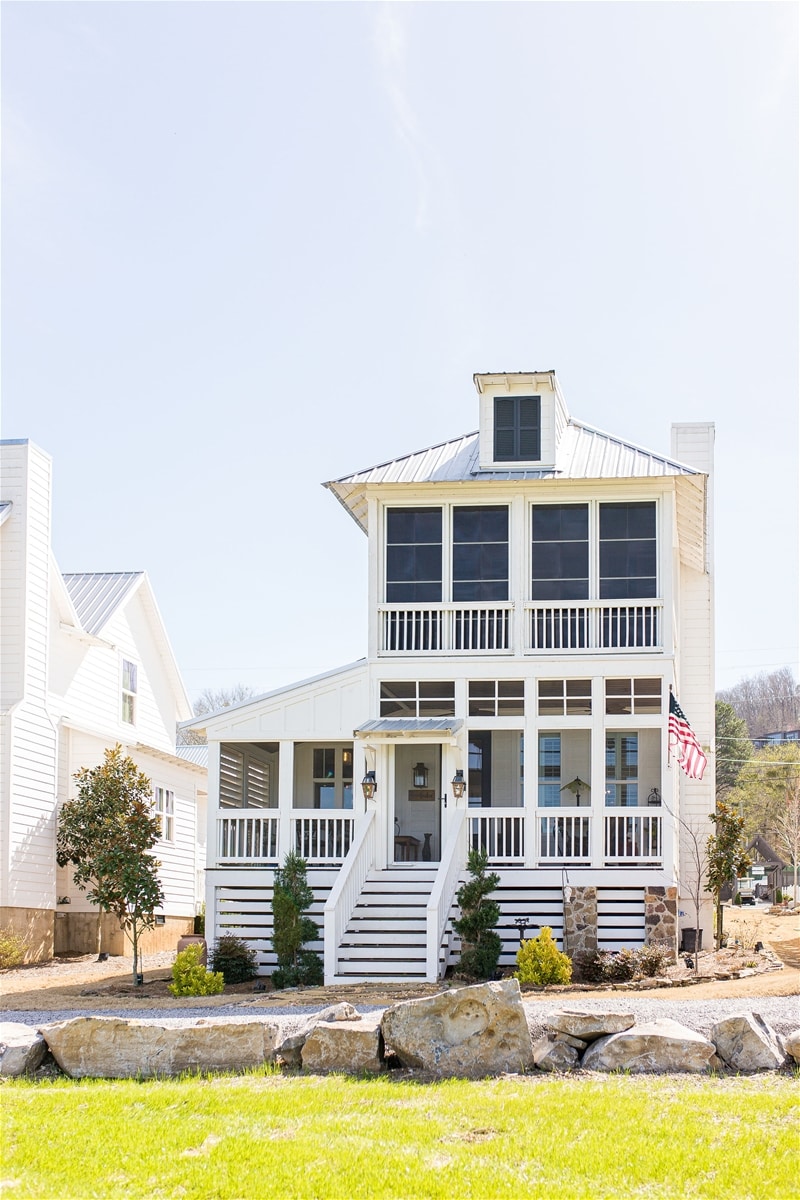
[711,1014,789,1072]
[43,1015,279,1079]
[581,1019,716,1073]
[276,1003,361,1067]
[553,1032,588,1050]
[533,1036,579,1072]
[783,1029,800,1064]
[546,1009,635,1041]
[301,1015,383,1074]
[0,1022,47,1076]
[381,979,533,1076]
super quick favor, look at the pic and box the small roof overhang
[354,718,463,742]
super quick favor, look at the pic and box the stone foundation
[53,912,194,957]
[563,886,598,960]
[644,886,678,954]
[0,907,54,963]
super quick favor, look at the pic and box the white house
[0,439,207,960]
[188,372,715,983]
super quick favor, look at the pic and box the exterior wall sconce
[451,770,466,799]
[648,787,662,806]
[361,770,377,801]
[412,762,429,789]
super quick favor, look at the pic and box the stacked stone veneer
[644,886,678,953]
[563,887,597,959]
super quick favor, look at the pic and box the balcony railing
[380,603,512,654]
[215,811,354,864]
[469,810,525,863]
[526,601,662,651]
[604,812,662,864]
[293,814,354,863]
[538,810,592,864]
[217,815,279,863]
[533,809,664,867]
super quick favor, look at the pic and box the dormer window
[493,396,541,462]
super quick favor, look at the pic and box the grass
[2,1070,798,1199]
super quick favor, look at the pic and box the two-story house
[189,372,714,983]
[0,440,207,960]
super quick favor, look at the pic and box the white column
[205,741,220,946]
[278,740,294,861]
[590,675,606,869]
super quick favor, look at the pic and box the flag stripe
[669,693,708,780]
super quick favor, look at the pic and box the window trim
[153,786,175,842]
[121,658,138,725]
[493,395,542,463]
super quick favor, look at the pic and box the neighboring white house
[187,372,715,983]
[0,439,207,960]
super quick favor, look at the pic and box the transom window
[468,680,524,717]
[153,787,174,841]
[494,396,541,462]
[219,746,273,809]
[453,506,509,601]
[121,659,138,724]
[380,681,456,717]
[538,679,592,716]
[605,678,662,715]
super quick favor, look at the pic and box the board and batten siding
[0,442,58,911]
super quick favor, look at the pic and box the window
[153,787,174,842]
[219,746,273,809]
[468,680,524,717]
[538,679,592,716]
[605,734,639,806]
[538,735,562,807]
[469,731,524,807]
[531,505,589,601]
[379,681,455,718]
[452,507,509,601]
[121,659,137,724]
[311,747,353,809]
[386,508,442,603]
[599,502,657,599]
[605,678,662,715]
[494,396,541,462]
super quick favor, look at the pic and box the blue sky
[2,1,797,700]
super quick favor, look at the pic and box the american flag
[669,692,708,780]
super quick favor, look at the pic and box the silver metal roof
[354,718,464,737]
[175,744,210,768]
[62,572,144,636]
[325,420,700,532]
[0,501,12,527]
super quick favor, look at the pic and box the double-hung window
[121,660,138,724]
[153,787,175,841]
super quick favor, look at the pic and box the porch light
[413,762,429,789]
[451,770,466,799]
[560,777,589,805]
[361,770,377,801]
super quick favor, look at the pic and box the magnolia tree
[56,745,164,986]
[706,801,751,947]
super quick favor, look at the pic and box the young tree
[706,800,751,947]
[715,700,753,798]
[56,745,164,985]
[270,852,323,988]
[453,848,502,980]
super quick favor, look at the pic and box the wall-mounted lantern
[361,770,377,801]
[412,762,429,789]
[451,769,466,799]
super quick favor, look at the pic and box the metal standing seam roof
[355,718,464,737]
[324,420,701,532]
[62,572,144,636]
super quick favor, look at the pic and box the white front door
[393,743,441,863]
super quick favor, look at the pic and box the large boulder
[381,980,533,1076]
[276,1003,361,1067]
[581,1019,716,1073]
[546,1010,635,1042]
[43,1015,279,1079]
[301,1015,384,1074]
[784,1029,800,1064]
[0,1022,47,1077]
[532,1036,580,1073]
[711,1014,789,1072]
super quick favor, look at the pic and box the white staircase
[334,867,440,982]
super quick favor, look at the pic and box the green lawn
[2,1071,798,1200]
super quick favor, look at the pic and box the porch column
[205,741,221,947]
[644,885,678,954]
[277,741,294,861]
[563,885,598,963]
[589,675,606,869]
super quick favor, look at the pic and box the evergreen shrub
[0,926,27,969]
[514,926,572,986]
[168,943,224,996]
[209,934,259,984]
[453,849,502,980]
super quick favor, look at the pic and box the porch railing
[426,810,468,981]
[324,809,377,984]
[292,813,354,863]
[217,814,280,863]
[526,600,662,651]
[380,603,512,654]
[468,809,525,864]
[604,812,662,864]
[538,810,592,863]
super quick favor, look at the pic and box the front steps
[334,867,441,983]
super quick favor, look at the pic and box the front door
[393,743,441,863]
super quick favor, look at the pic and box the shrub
[210,934,259,984]
[0,926,27,969]
[271,853,323,989]
[193,904,205,936]
[733,893,742,906]
[514,926,572,986]
[577,945,672,983]
[168,943,224,996]
[634,943,672,978]
[453,849,502,980]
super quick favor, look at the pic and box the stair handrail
[322,808,377,985]
[425,809,467,982]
